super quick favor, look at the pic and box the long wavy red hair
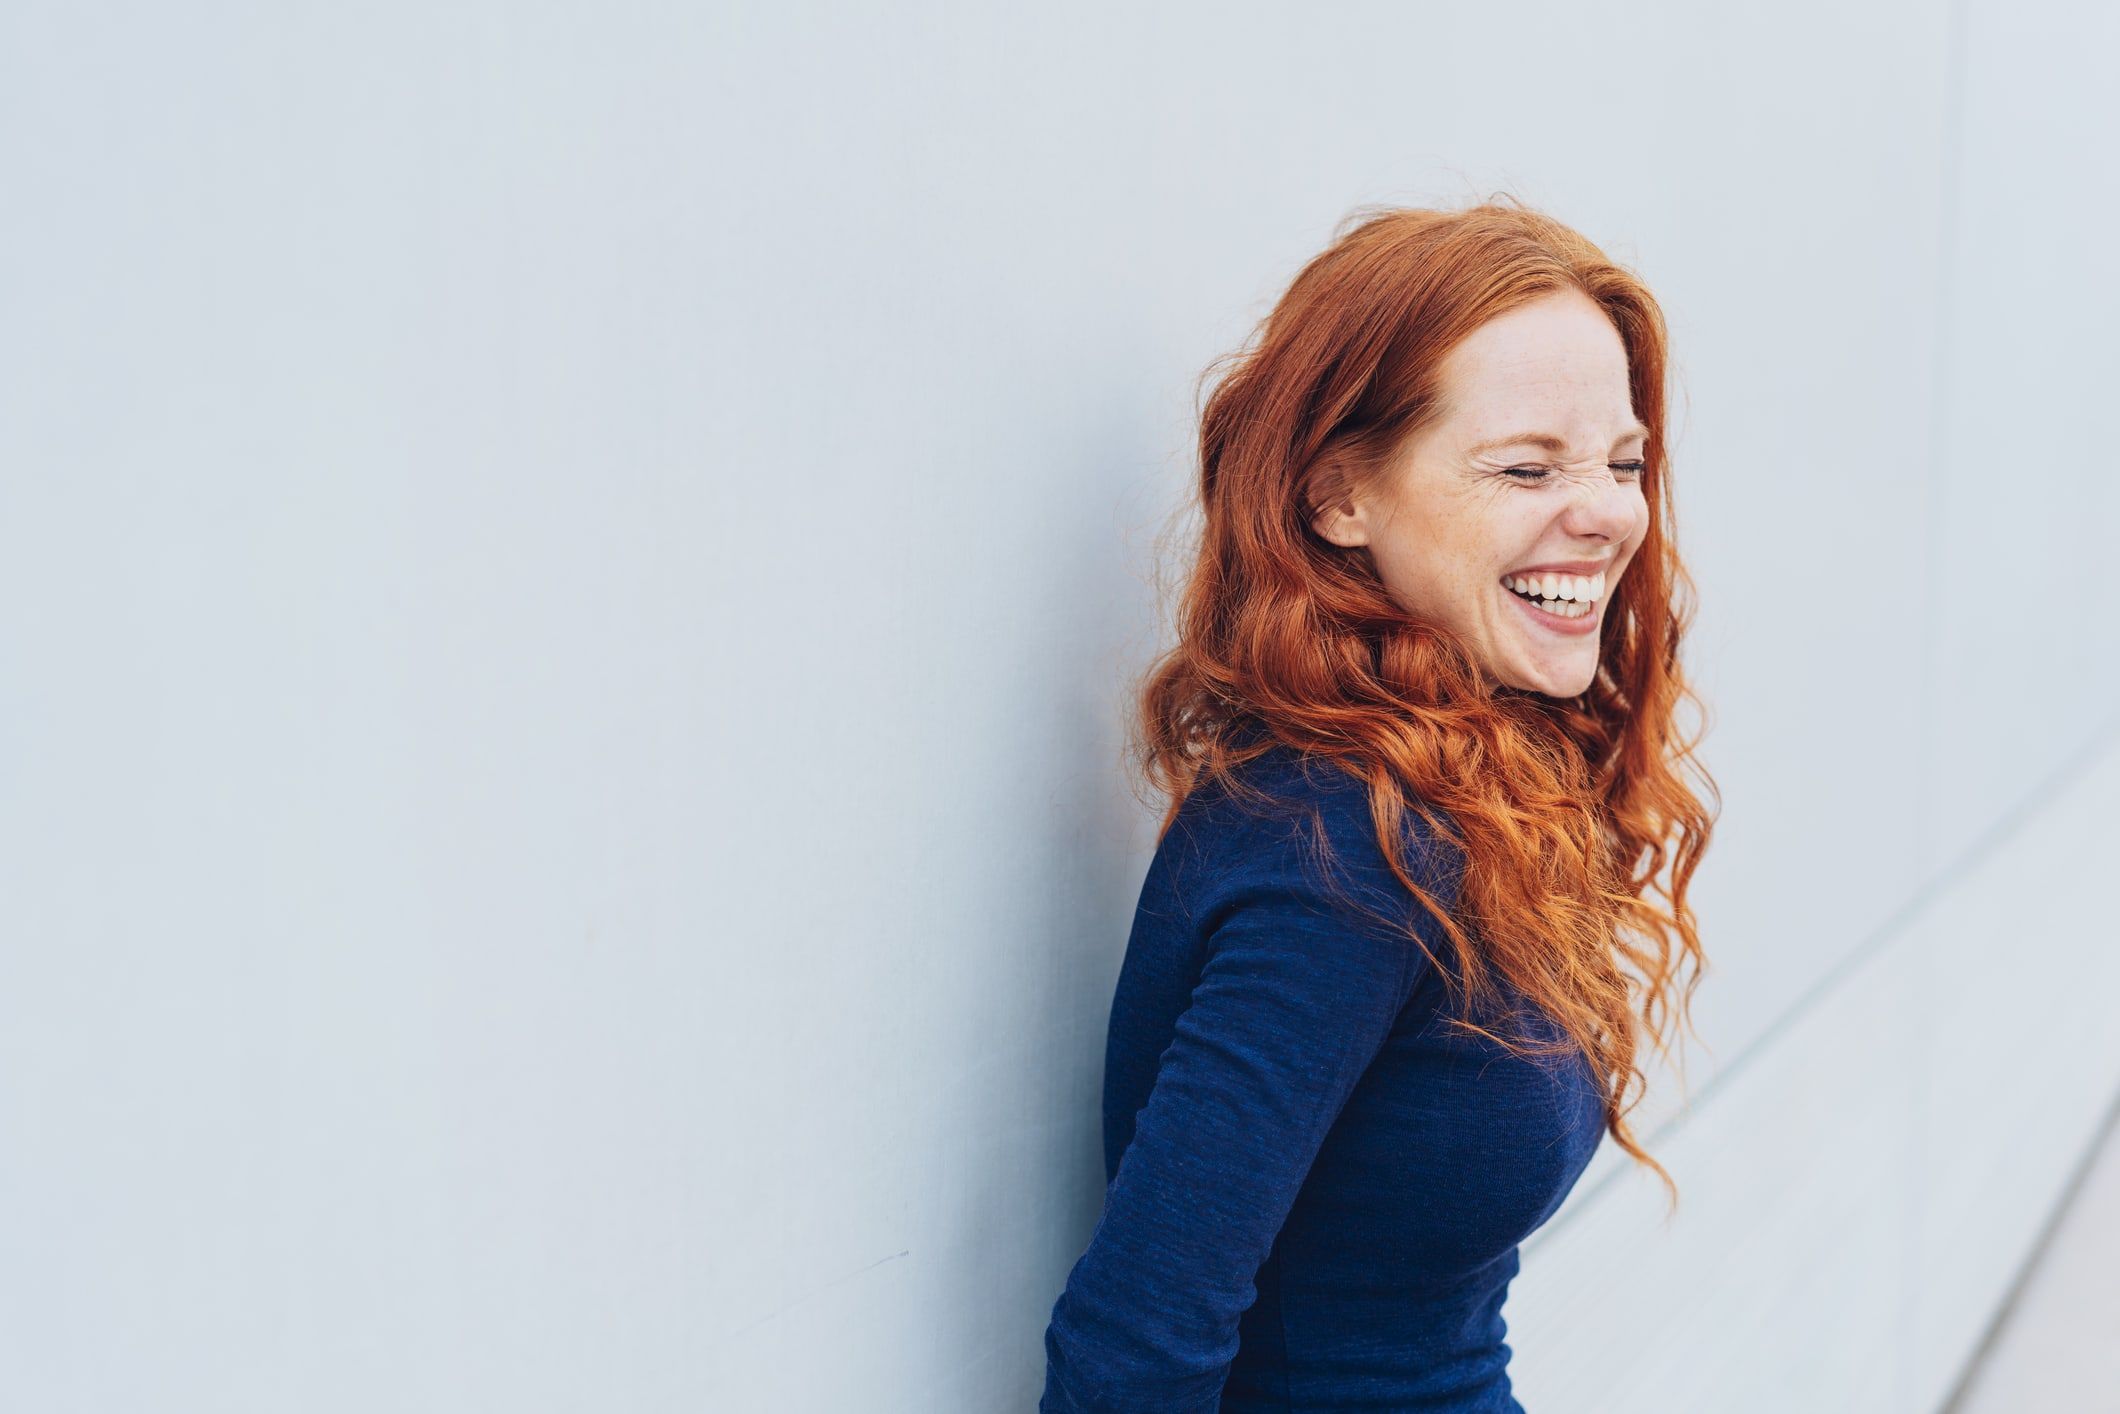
[1134,197,1719,1211]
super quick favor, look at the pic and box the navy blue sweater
[1040,745,1605,1412]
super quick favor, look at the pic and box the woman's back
[1040,745,1606,1413]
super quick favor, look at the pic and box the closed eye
[1504,460,1647,483]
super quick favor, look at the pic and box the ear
[1310,492,1371,549]
[1305,446,1376,548]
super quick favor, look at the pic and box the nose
[1557,468,1641,542]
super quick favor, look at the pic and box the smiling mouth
[1502,582,1596,618]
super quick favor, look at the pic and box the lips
[1504,560,1612,577]
[1502,581,1600,636]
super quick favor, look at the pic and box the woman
[1039,199,1717,1413]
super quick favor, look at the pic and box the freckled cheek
[1617,499,1650,546]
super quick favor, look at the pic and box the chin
[1499,662,1598,699]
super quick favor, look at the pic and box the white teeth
[1501,569,1605,604]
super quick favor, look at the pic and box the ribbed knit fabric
[1040,744,1605,1412]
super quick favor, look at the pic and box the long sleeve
[1040,808,1443,1413]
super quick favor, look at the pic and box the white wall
[2,2,2114,1411]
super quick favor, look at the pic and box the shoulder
[1170,744,1466,942]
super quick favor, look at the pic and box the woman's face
[1312,289,1651,698]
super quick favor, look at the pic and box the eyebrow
[1465,423,1651,457]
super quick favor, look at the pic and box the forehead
[1435,293,1635,429]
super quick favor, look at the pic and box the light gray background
[3,2,2115,1411]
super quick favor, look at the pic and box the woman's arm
[1039,814,1440,1413]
